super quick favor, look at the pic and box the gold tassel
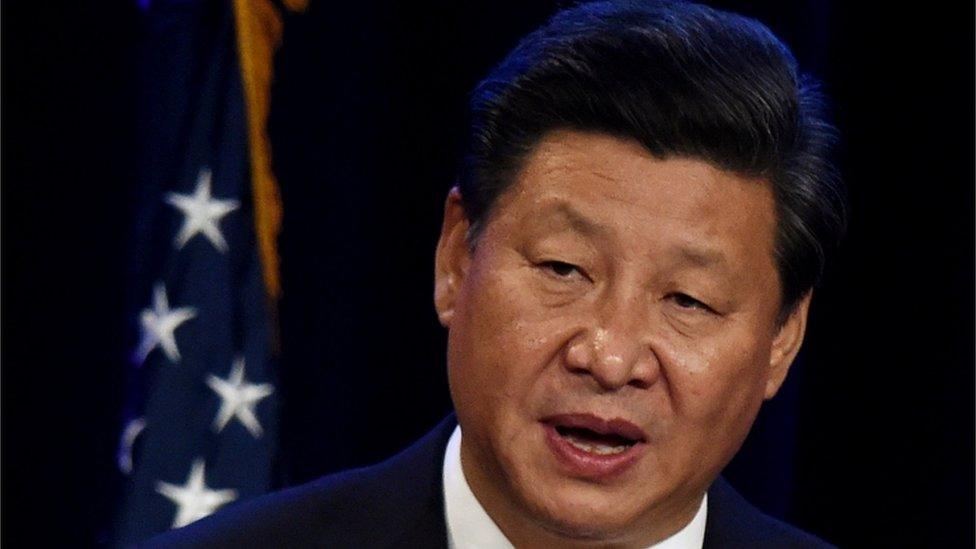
[231,0,308,301]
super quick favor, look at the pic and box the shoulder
[143,417,456,549]
[704,477,834,549]
[142,467,385,548]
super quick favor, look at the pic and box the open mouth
[541,414,647,478]
[555,425,639,455]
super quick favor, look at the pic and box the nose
[563,298,660,391]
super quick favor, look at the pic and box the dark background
[3,1,973,546]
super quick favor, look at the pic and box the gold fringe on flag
[232,0,308,301]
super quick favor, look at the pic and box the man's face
[434,130,810,545]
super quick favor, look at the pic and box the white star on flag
[156,459,237,529]
[135,283,197,364]
[165,167,239,252]
[206,357,275,438]
[117,417,147,475]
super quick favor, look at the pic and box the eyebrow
[674,245,729,270]
[535,201,732,271]
[543,201,609,237]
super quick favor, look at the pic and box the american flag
[113,0,288,543]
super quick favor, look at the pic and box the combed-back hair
[457,0,848,323]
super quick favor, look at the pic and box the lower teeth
[564,434,628,455]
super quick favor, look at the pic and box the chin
[522,482,646,542]
[534,512,638,544]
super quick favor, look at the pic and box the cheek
[448,263,555,416]
[656,328,772,423]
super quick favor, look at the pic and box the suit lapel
[373,415,457,548]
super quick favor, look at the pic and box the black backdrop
[3,1,974,547]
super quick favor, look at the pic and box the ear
[433,187,472,327]
[763,292,812,399]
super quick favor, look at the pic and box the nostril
[566,364,590,377]
[628,378,650,390]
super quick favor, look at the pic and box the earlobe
[433,187,471,327]
[764,292,812,399]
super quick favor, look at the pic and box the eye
[538,260,586,280]
[669,292,714,313]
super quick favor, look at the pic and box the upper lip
[541,413,647,442]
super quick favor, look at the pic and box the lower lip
[542,423,646,480]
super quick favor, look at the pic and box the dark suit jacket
[146,416,833,548]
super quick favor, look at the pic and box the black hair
[457,0,848,323]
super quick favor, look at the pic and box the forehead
[487,130,778,275]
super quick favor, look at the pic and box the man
[148,1,846,547]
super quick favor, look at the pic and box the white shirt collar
[442,425,708,549]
